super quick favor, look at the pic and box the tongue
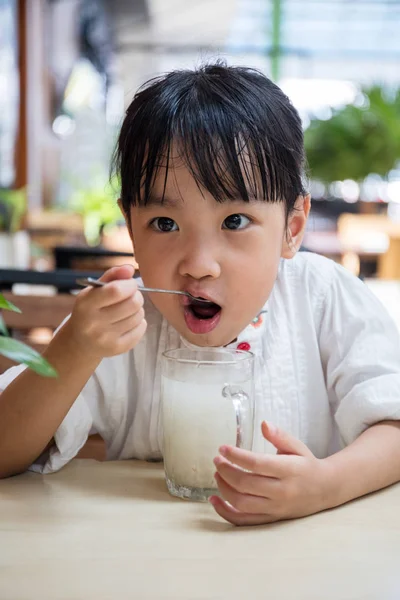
[191,304,220,319]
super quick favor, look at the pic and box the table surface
[0,460,399,600]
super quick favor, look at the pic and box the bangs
[113,63,306,215]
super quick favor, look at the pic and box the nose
[178,235,221,280]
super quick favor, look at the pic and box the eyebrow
[143,193,184,208]
[142,192,261,208]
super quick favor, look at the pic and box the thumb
[261,421,313,457]
[98,264,136,284]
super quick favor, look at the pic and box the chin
[166,307,242,348]
[181,328,238,348]
[185,335,220,348]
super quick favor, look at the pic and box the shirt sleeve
[35,378,98,474]
[318,265,400,446]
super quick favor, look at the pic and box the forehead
[147,171,260,210]
[150,157,198,193]
[145,143,212,205]
[146,141,261,205]
[131,131,280,212]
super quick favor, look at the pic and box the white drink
[162,376,251,497]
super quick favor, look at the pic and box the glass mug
[161,348,255,502]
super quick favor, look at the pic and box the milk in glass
[162,375,252,499]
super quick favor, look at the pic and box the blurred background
[1,0,400,364]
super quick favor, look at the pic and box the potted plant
[0,293,56,377]
[68,176,123,246]
[305,86,400,183]
[0,187,30,268]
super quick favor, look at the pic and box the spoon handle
[141,286,186,297]
[75,278,104,288]
[75,277,186,297]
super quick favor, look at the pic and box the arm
[211,267,400,525]
[210,420,400,526]
[316,266,400,505]
[324,419,400,507]
[0,324,100,478]
[0,265,146,479]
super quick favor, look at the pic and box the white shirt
[1,252,400,474]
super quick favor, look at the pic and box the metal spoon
[75,277,213,304]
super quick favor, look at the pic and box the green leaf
[0,188,26,233]
[0,337,57,377]
[0,314,8,336]
[0,293,22,313]
[304,84,400,183]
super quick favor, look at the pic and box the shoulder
[274,251,376,333]
[277,251,337,298]
[284,252,398,337]
[278,250,367,295]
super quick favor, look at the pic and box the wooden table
[1,460,399,600]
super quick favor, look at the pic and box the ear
[118,198,134,242]
[281,194,311,259]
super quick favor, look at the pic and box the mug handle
[222,384,249,448]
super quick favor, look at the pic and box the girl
[1,62,400,526]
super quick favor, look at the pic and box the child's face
[126,161,308,347]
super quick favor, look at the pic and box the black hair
[112,61,307,223]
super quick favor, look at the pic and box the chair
[0,268,104,293]
[53,245,137,272]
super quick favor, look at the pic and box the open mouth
[188,298,221,320]
[184,297,222,334]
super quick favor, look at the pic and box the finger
[86,278,139,310]
[218,445,288,478]
[261,421,314,458]
[78,265,137,308]
[100,292,144,324]
[209,495,275,526]
[214,472,270,514]
[98,264,136,284]
[118,318,147,350]
[214,455,278,497]
[113,310,146,335]
[78,265,136,303]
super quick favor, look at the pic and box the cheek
[261,230,285,270]
[138,254,168,283]
[130,229,161,275]
[135,244,174,290]
[232,228,283,272]
[230,235,281,300]
[235,266,276,306]
[147,294,175,318]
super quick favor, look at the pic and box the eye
[222,214,251,231]
[150,217,179,232]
